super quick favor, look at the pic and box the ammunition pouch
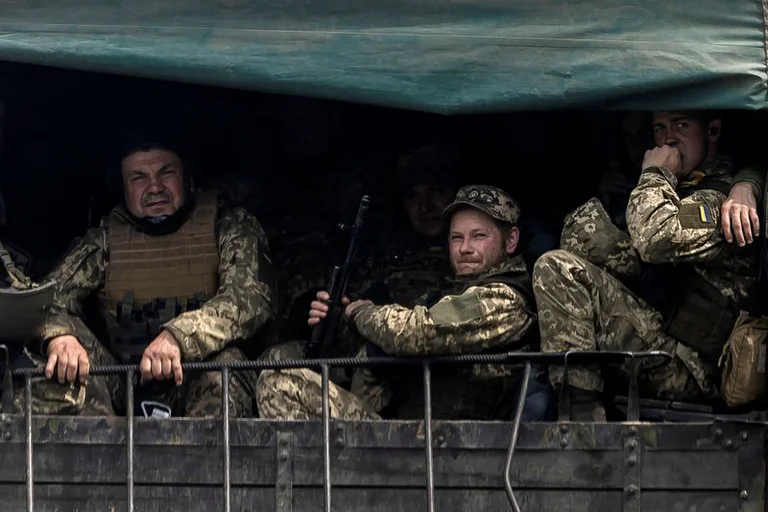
[664,274,739,363]
[719,312,768,408]
[109,291,208,364]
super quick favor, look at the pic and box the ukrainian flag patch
[699,204,711,223]
[679,202,714,228]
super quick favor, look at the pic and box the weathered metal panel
[642,452,740,488]
[0,417,762,512]
[0,486,747,512]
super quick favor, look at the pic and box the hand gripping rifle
[304,195,370,359]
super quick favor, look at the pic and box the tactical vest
[367,257,537,419]
[99,191,220,363]
[423,262,536,347]
[661,168,745,362]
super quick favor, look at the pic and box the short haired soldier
[256,185,554,421]
[348,144,458,308]
[534,111,758,421]
[32,136,276,416]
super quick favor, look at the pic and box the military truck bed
[0,416,763,512]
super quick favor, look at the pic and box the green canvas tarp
[0,0,766,113]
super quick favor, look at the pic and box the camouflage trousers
[256,341,381,420]
[6,341,258,417]
[256,341,556,421]
[532,250,717,401]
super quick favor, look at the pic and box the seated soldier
[352,144,457,307]
[28,135,276,417]
[256,185,554,422]
[534,111,758,421]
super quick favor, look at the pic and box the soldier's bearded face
[449,209,514,275]
[121,149,186,218]
[651,112,720,175]
[403,183,455,238]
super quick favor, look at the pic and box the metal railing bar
[1,345,12,414]
[423,362,435,512]
[222,367,231,512]
[25,375,33,512]
[503,362,531,512]
[9,350,674,378]
[626,358,640,422]
[126,370,134,512]
[321,363,332,512]
[556,351,572,421]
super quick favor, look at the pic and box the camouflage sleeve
[40,227,108,351]
[163,207,276,361]
[349,283,535,357]
[733,166,765,203]
[627,165,729,264]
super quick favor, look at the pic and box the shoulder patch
[428,292,484,326]
[678,203,715,229]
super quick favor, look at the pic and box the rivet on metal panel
[275,431,294,512]
[627,439,637,451]
[436,435,446,448]
[627,454,637,466]
[627,485,639,496]
[723,439,733,449]
[560,437,568,448]
[741,431,748,441]
[714,428,723,438]
[741,490,749,500]
[3,430,11,441]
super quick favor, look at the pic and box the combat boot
[569,387,607,422]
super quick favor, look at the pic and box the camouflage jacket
[41,205,276,362]
[349,256,536,357]
[349,255,537,417]
[627,159,757,307]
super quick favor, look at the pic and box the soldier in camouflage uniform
[257,185,554,421]
[534,111,758,421]
[29,138,276,417]
[350,145,456,307]
[271,145,455,347]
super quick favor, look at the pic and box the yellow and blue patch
[679,202,715,228]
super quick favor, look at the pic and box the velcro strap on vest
[0,241,31,290]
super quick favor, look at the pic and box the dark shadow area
[0,61,766,277]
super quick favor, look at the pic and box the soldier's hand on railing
[308,290,350,327]
[45,335,90,385]
[140,329,183,385]
[721,181,760,246]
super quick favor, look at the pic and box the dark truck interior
[3,60,767,281]
[2,61,768,512]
